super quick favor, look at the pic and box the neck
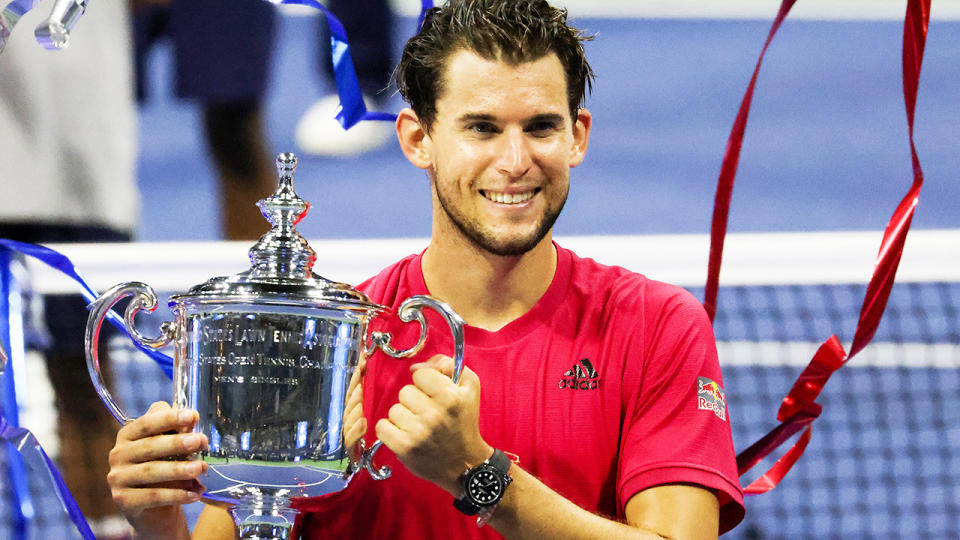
[421,233,557,332]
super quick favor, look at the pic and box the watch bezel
[464,463,507,507]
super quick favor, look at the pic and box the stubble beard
[434,177,568,257]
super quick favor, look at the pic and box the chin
[474,230,550,257]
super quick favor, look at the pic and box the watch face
[466,466,504,506]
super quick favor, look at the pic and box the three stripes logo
[558,358,600,390]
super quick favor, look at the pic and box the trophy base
[231,497,299,540]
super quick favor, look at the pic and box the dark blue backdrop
[135,16,960,241]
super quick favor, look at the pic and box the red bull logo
[697,376,727,421]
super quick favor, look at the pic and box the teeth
[484,191,535,204]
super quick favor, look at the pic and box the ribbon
[0,0,40,54]
[0,415,95,540]
[0,240,174,378]
[1,249,32,540]
[702,0,931,494]
[702,0,797,322]
[273,0,435,130]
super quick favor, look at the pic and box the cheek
[435,142,490,180]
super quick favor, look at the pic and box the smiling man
[105,1,744,538]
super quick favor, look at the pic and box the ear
[569,108,592,168]
[396,108,432,170]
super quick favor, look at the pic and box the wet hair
[394,0,595,131]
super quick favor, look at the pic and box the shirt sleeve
[617,284,745,534]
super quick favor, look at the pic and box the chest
[366,321,632,512]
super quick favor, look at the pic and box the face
[402,49,591,257]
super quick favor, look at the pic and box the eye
[526,120,560,137]
[468,122,498,135]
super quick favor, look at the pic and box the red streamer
[703,0,797,322]
[703,0,932,495]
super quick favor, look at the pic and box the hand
[107,402,208,522]
[375,355,492,496]
[343,359,368,462]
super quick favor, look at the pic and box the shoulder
[563,246,706,324]
[357,253,420,306]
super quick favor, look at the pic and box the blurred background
[136,0,960,241]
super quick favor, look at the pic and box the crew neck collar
[406,243,572,349]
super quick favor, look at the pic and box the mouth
[480,189,540,205]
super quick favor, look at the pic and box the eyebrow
[528,113,565,125]
[455,113,566,125]
[456,113,497,125]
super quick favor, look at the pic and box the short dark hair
[395,0,595,131]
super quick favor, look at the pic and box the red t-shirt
[293,244,744,537]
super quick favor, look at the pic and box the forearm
[127,506,191,540]
[486,467,661,540]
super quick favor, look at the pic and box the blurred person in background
[0,1,139,537]
[133,0,278,241]
[294,0,397,157]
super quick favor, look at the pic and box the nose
[495,129,533,179]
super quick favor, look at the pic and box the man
[105,1,745,538]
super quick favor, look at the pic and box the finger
[374,418,409,455]
[112,485,203,512]
[109,458,208,489]
[119,407,198,442]
[113,432,208,467]
[410,354,456,378]
[146,401,172,414]
[396,384,433,414]
[386,402,420,433]
[344,418,367,454]
[343,395,365,434]
[411,365,457,398]
[457,364,482,397]
[346,378,363,407]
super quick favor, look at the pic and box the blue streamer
[0,240,174,379]
[2,248,34,540]
[0,416,95,540]
[273,0,434,129]
[0,0,42,48]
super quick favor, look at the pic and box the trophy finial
[247,153,316,279]
[277,152,297,174]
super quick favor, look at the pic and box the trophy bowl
[84,154,464,539]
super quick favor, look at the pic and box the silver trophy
[84,153,465,539]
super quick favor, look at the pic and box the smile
[481,189,538,205]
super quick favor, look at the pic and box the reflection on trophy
[84,153,466,539]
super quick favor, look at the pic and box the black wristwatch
[453,449,513,517]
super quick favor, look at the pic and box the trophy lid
[170,153,383,313]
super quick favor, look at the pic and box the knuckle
[419,407,442,429]
[108,446,123,467]
[106,469,121,488]
[387,403,405,422]
[397,385,416,403]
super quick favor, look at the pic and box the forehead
[434,49,569,120]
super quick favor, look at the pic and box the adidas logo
[557,358,600,390]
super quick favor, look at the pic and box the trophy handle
[84,281,175,425]
[359,295,466,480]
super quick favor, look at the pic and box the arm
[374,357,720,540]
[491,468,718,540]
